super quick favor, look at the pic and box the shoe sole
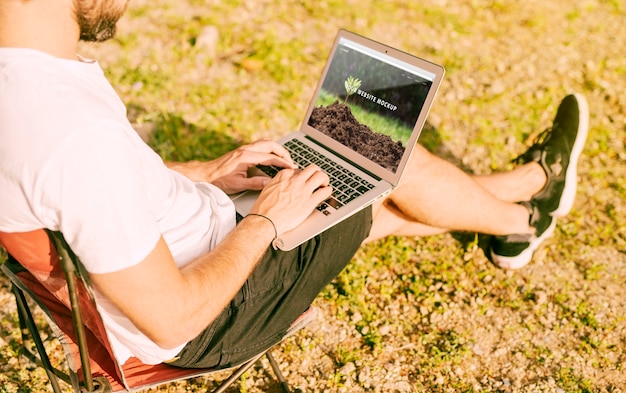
[490,218,557,270]
[552,93,589,217]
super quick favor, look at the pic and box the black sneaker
[490,201,556,269]
[512,94,589,217]
[490,94,589,269]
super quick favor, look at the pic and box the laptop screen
[306,36,437,174]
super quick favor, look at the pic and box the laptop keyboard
[257,138,375,214]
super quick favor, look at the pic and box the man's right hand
[90,167,330,350]
[250,164,333,235]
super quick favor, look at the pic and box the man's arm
[90,215,274,349]
[90,165,332,349]
[166,140,296,194]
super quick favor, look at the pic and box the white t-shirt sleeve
[39,121,162,274]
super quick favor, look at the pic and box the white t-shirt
[0,48,237,364]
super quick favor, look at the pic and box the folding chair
[0,229,317,393]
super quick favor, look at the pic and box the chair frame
[1,230,314,393]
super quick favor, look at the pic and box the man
[0,0,588,369]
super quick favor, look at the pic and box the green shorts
[169,206,372,369]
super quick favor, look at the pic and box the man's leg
[366,144,545,242]
[367,94,589,270]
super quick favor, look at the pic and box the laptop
[231,29,444,250]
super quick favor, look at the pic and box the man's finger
[259,154,297,169]
[248,140,294,164]
[240,176,271,191]
[299,165,329,187]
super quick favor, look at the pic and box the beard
[73,0,128,42]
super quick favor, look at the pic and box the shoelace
[511,126,555,165]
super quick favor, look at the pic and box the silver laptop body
[231,29,445,250]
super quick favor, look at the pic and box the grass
[1,0,626,392]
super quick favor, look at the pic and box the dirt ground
[1,1,625,392]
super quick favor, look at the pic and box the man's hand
[167,139,333,233]
[250,165,333,235]
[89,165,331,350]
[166,140,296,194]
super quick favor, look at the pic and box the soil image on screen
[309,101,405,172]
[308,42,431,173]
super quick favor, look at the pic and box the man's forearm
[165,160,216,183]
[172,214,275,344]
[90,214,276,350]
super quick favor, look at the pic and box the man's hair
[73,0,126,42]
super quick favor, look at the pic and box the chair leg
[12,284,64,393]
[266,351,291,393]
[210,349,295,393]
[212,351,266,393]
